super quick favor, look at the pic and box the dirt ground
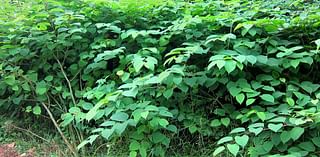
[0,143,34,157]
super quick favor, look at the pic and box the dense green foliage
[2,0,320,156]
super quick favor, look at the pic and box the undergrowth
[1,0,320,156]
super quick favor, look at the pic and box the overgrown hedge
[1,0,320,156]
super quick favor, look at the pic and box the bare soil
[0,143,34,157]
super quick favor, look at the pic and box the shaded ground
[0,114,71,157]
[0,114,213,157]
[0,143,34,157]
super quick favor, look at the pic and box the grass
[0,113,71,157]
[0,113,222,157]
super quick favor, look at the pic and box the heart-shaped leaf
[221,117,230,127]
[249,127,263,136]
[224,60,237,73]
[268,123,283,132]
[235,135,249,148]
[236,93,245,104]
[227,144,240,157]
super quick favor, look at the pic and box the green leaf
[114,122,128,135]
[312,137,320,147]
[269,117,286,123]
[290,60,300,68]
[184,78,197,87]
[262,141,273,153]
[100,121,115,127]
[146,76,160,84]
[158,110,172,118]
[210,119,221,127]
[298,142,315,152]
[141,111,149,119]
[249,127,263,136]
[82,102,93,110]
[22,83,31,91]
[315,39,320,49]
[235,55,246,63]
[36,81,47,95]
[280,131,291,143]
[130,151,137,157]
[286,97,295,106]
[216,60,225,69]
[144,57,157,71]
[217,136,233,145]
[235,135,249,148]
[159,35,170,46]
[228,86,241,97]
[224,60,237,73]
[111,112,129,122]
[260,94,274,103]
[188,125,197,134]
[44,75,53,82]
[158,118,169,127]
[221,117,230,127]
[26,106,32,113]
[4,75,16,86]
[86,100,107,121]
[213,146,225,156]
[86,134,99,144]
[236,93,245,104]
[173,76,182,85]
[55,86,62,92]
[129,140,140,151]
[221,33,236,41]
[311,99,319,105]
[152,132,166,143]
[122,87,138,98]
[133,55,144,72]
[300,81,319,94]
[133,109,142,122]
[139,147,147,157]
[69,107,81,114]
[290,127,304,141]
[77,135,98,149]
[230,127,245,134]
[145,105,159,111]
[166,125,178,133]
[268,123,283,132]
[227,144,240,157]
[246,55,257,65]
[32,106,41,115]
[101,129,114,140]
[163,88,173,99]
[61,113,74,127]
[246,98,255,106]
[256,112,266,121]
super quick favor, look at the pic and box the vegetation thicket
[1,0,320,156]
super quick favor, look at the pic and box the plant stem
[41,102,79,157]
[53,54,77,106]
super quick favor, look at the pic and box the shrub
[1,0,320,156]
